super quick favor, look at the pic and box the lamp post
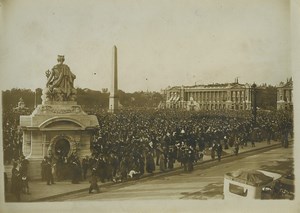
[251,83,257,127]
[34,88,37,108]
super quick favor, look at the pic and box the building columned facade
[162,80,253,111]
[277,78,293,110]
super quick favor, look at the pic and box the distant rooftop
[168,81,248,90]
[278,77,293,88]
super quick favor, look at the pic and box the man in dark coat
[82,156,89,180]
[159,153,166,172]
[56,156,64,181]
[187,147,194,172]
[167,147,175,169]
[182,147,189,172]
[20,156,29,177]
[138,154,145,175]
[234,141,239,156]
[146,151,155,174]
[45,160,54,185]
[210,143,216,160]
[97,156,107,183]
[120,157,128,181]
[71,161,81,184]
[216,143,223,162]
[11,162,22,201]
[41,157,48,181]
[4,172,8,193]
[21,173,30,194]
[89,168,100,194]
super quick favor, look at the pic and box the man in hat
[82,156,89,180]
[89,168,100,194]
[11,162,22,201]
[155,143,162,166]
[216,142,223,162]
[41,157,48,181]
[45,159,55,185]
[210,142,216,160]
[234,141,239,156]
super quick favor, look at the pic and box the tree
[2,89,35,111]
[256,85,277,110]
[2,87,164,111]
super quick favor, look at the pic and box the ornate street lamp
[251,83,257,127]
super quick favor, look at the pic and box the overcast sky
[0,0,291,93]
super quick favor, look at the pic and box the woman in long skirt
[159,153,166,172]
[146,151,155,174]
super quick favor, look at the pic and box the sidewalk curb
[31,142,284,202]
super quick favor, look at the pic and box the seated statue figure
[44,55,77,102]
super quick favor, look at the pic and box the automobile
[261,172,294,200]
[223,169,280,199]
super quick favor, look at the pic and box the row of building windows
[168,90,251,103]
[163,79,293,111]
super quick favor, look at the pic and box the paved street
[51,144,293,201]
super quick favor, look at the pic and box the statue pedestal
[20,101,99,180]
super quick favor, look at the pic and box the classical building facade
[277,78,293,110]
[162,80,253,111]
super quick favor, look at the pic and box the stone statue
[43,55,77,102]
[13,97,30,112]
[18,97,25,108]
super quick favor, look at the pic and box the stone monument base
[20,102,99,180]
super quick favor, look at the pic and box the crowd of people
[3,107,293,199]
[3,107,31,165]
[83,109,293,184]
[7,155,30,201]
[40,153,83,185]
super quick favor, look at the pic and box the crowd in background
[8,155,30,201]
[3,107,31,165]
[3,107,293,198]
[85,109,292,182]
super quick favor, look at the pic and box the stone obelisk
[109,45,119,113]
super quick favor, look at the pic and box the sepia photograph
[0,0,299,212]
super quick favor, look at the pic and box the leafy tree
[1,88,172,110]
[256,85,277,110]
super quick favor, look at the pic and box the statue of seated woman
[43,55,77,102]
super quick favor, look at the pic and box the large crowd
[3,107,293,200]
[85,109,293,182]
[3,107,31,165]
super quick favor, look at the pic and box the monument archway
[48,135,76,159]
[54,138,70,158]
